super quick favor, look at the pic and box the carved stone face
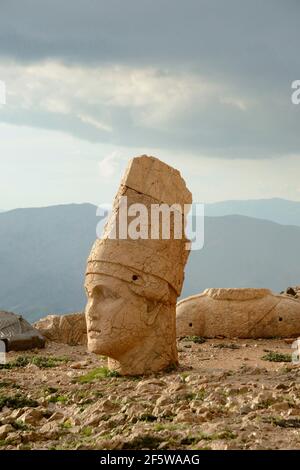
[84,156,192,375]
[85,273,153,359]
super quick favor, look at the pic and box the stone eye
[93,286,119,300]
[132,275,138,281]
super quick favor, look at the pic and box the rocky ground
[0,337,300,450]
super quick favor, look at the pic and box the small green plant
[123,434,163,450]
[154,423,165,432]
[154,423,185,432]
[213,343,240,350]
[261,352,292,363]
[182,336,206,344]
[164,412,176,422]
[153,423,177,432]
[0,381,10,388]
[76,367,120,384]
[183,429,237,443]
[43,386,59,394]
[180,436,199,445]
[185,389,206,401]
[12,420,29,431]
[48,394,68,404]
[81,426,93,437]
[196,432,214,441]
[257,399,273,409]
[17,443,32,450]
[179,372,189,383]
[217,429,237,440]
[61,419,72,429]
[0,355,69,369]
[164,362,178,373]
[139,414,157,422]
[269,416,300,428]
[31,356,69,368]
[0,394,38,410]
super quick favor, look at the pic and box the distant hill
[0,204,97,322]
[182,214,300,298]
[206,198,300,226]
[1,204,300,322]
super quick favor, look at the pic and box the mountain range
[0,199,300,322]
[206,198,300,226]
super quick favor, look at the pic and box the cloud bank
[0,0,299,172]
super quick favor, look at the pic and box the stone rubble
[0,339,299,450]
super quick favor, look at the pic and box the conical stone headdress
[86,155,192,297]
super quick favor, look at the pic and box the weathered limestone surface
[85,155,192,375]
[176,288,300,338]
[34,312,87,345]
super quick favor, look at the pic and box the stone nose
[85,296,100,322]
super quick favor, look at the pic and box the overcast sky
[1,0,300,209]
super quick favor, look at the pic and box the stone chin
[87,331,126,358]
[87,332,112,355]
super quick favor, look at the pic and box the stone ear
[145,300,163,326]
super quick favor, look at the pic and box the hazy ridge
[0,200,300,322]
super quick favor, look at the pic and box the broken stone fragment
[0,424,14,440]
[283,286,300,298]
[176,288,300,338]
[34,312,87,345]
[19,408,44,425]
[0,311,45,351]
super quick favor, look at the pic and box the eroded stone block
[176,288,300,338]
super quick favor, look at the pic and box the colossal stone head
[85,155,192,375]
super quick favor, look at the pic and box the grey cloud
[1,95,300,159]
[1,1,299,77]
[1,0,300,158]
